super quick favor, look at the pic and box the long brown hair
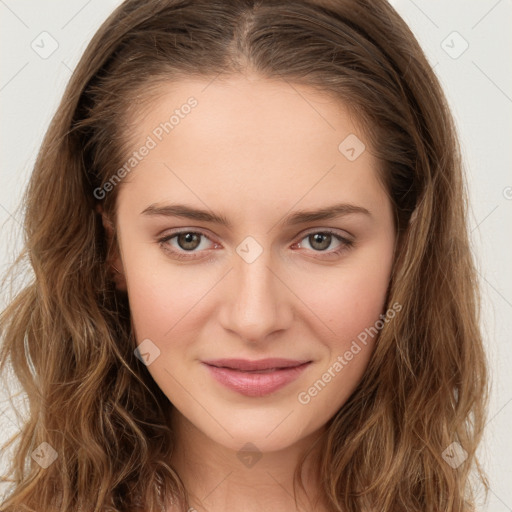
[0,0,489,510]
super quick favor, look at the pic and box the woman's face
[109,75,396,453]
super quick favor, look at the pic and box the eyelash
[157,229,354,261]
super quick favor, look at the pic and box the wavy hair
[0,0,489,510]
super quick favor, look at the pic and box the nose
[218,250,294,343]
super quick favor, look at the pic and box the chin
[196,407,317,454]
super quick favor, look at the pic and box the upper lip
[202,358,311,371]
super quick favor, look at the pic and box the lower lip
[202,362,311,397]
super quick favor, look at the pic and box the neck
[167,407,331,512]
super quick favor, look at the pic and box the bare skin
[104,74,396,511]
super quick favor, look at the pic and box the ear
[96,204,127,292]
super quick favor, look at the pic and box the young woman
[0,0,489,511]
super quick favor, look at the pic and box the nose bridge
[220,242,292,341]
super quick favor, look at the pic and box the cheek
[296,249,393,349]
[118,231,212,340]
[126,264,208,342]
[291,262,392,418]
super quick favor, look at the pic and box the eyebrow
[140,202,371,228]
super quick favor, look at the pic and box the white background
[1,1,511,509]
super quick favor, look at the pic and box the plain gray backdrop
[1,0,511,509]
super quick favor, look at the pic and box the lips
[202,358,310,372]
[201,358,312,397]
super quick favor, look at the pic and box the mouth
[202,358,311,372]
[201,358,312,397]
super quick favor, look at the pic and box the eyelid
[298,226,354,242]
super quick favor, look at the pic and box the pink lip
[202,359,311,397]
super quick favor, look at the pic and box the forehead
[116,75,389,221]
[129,74,365,148]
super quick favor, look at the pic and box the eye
[158,230,218,260]
[293,230,354,258]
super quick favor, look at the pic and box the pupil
[311,233,330,251]
[179,233,200,250]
